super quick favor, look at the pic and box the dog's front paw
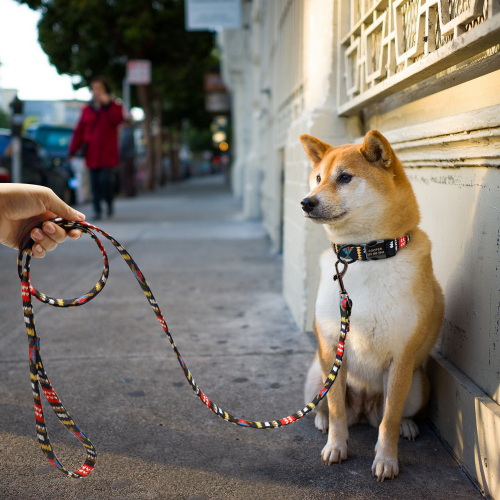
[400,418,419,441]
[314,412,329,433]
[321,440,348,465]
[371,453,399,482]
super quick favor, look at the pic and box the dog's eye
[338,173,353,184]
[316,175,321,183]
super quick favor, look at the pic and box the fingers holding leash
[30,221,82,259]
[42,221,83,243]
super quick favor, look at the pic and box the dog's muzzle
[301,197,318,214]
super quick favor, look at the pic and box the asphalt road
[0,175,481,499]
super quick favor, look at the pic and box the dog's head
[300,130,419,239]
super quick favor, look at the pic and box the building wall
[0,92,85,127]
[22,100,86,126]
[0,88,17,115]
[219,4,253,202]
[220,0,500,496]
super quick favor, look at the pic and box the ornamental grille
[401,0,420,53]
[339,0,499,114]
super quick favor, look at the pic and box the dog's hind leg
[305,351,329,433]
[400,367,430,440]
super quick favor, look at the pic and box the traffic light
[9,96,24,137]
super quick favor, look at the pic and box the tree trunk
[153,98,164,186]
[137,85,154,190]
[169,130,181,182]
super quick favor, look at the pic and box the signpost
[204,73,230,113]
[185,0,241,31]
[127,60,152,85]
[205,93,230,113]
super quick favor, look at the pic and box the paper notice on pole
[185,0,241,31]
[126,60,152,85]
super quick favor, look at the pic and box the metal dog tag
[365,240,387,260]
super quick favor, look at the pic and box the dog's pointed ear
[300,134,331,164]
[360,130,394,169]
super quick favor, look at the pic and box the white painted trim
[393,126,500,166]
[355,104,500,142]
[354,106,500,167]
[383,104,500,142]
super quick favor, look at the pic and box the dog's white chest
[315,249,419,391]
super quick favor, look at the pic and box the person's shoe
[92,213,102,221]
[107,205,114,218]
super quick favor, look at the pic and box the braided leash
[18,219,352,477]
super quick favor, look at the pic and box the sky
[0,0,91,101]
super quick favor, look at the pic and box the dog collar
[332,234,410,262]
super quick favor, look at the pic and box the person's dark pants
[89,167,114,216]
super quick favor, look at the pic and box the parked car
[26,123,73,167]
[0,129,74,204]
[0,128,11,182]
[26,124,77,202]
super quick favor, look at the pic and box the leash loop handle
[19,230,100,478]
[19,219,351,477]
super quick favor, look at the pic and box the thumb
[41,189,85,221]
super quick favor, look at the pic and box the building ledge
[428,351,500,499]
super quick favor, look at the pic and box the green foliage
[187,127,212,152]
[0,109,9,129]
[17,0,217,128]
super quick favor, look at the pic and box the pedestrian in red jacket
[69,76,123,220]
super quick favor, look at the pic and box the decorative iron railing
[338,0,500,114]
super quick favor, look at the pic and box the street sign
[204,73,229,113]
[185,0,241,31]
[126,60,152,85]
[204,73,227,93]
[205,92,230,113]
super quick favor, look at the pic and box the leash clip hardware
[365,240,387,260]
[334,259,349,295]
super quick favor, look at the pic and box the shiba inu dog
[300,130,444,481]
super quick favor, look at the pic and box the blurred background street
[0,0,229,203]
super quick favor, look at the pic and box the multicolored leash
[18,219,352,477]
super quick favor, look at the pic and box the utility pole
[122,76,130,117]
[9,96,23,184]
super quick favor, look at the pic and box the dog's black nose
[301,197,318,214]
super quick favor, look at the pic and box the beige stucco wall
[410,167,500,400]
[415,163,500,499]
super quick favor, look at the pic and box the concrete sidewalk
[0,175,481,499]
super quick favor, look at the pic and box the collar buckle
[364,240,387,260]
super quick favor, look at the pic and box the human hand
[0,184,85,258]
